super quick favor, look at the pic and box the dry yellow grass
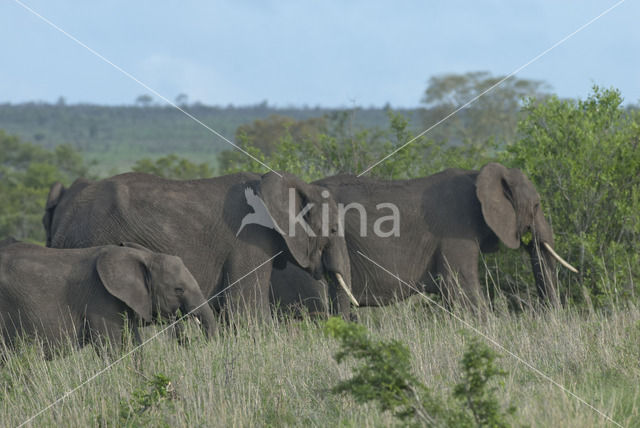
[1,296,638,427]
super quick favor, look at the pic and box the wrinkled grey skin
[269,259,330,319]
[0,240,215,357]
[43,171,353,321]
[271,163,560,312]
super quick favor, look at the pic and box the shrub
[325,317,515,426]
[132,154,214,179]
[0,131,90,242]
[504,86,640,303]
[118,373,177,426]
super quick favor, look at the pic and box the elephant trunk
[528,211,560,307]
[529,240,559,307]
[323,240,356,319]
[328,269,355,319]
[183,294,217,338]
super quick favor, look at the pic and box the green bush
[132,154,214,179]
[503,86,640,303]
[118,373,177,426]
[0,131,90,242]
[218,109,498,182]
[325,317,515,427]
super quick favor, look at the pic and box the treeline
[0,71,562,172]
[0,101,422,157]
[1,72,639,306]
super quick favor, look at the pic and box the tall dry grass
[1,292,638,427]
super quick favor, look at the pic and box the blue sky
[1,1,638,107]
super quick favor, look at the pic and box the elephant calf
[0,240,216,358]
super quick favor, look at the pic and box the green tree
[135,94,153,107]
[235,114,327,156]
[131,154,213,180]
[218,106,503,183]
[503,86,640,302]
[218,110,437,181]
[218,114,329,177]
[0,131,89,242]
[421,71,550,147]
[175,93,189,106]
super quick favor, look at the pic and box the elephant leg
[327,279,352,320]
[129,321,144,370]
[85,313,127,357]
[270,266,330,320]
[222,253,273,325]
[436,240,483,313]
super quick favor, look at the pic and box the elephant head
[96,245,216,336]
[476,163,576,306]
[256,172,356,315]
[43,178,92,247]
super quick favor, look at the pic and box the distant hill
[0,102,423,174]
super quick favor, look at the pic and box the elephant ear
[96,247,153,322]
[45,182,65,210]
[476,163,520,249]
[258,172,315,269]
[42,182,65,240]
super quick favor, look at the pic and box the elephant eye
[175,287,184,296]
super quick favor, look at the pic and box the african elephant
[271,163,576,312]
[43,171,356,321]
[0,240,215,357]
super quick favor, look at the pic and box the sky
[1,0,638,108]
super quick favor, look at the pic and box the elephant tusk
[336,273,359,307]
[543,242,578,273]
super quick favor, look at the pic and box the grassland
[0,103,423,175]
[1,293,638,427]
[1,95,638,426]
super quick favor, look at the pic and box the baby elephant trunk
[183,295,217,338]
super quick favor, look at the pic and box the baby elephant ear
[97,247,153,322]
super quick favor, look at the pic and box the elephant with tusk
[271,162,577,313]
[43,171,355,321]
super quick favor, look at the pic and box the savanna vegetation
[0,100,421,175]
[1,72,640,426]
[2,301,637,426]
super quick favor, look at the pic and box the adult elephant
[271,163,576,312]
[0,240,215,357]
[43,171,356,321]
